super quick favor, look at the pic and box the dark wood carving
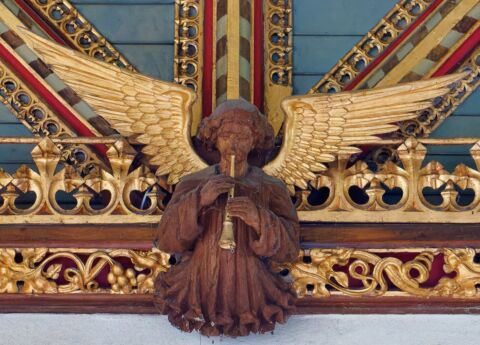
[153,101,300,336]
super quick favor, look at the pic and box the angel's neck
[219,158,248,177]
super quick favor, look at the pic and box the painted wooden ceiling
[0,0,478,172]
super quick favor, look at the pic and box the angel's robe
[154,165,300,336]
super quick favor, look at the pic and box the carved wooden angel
[20,29,465,336]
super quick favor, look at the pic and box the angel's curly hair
[197,99,274,151]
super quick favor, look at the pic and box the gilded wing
[263,73,466,190]
[19,28,207,184]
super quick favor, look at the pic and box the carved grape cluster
[107,265,137,293]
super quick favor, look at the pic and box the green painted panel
[294,0,397,36]
[452,88,480,116]
[0,105,33,168]
[431,115,480,138]
[0,163,36,174]
[75,4,174,44]
[424,154,476,171]
[0,103,18,124]
[292,0,396,93]
[293,35,361,74]
[0,123,33,137]
[0,144,34,163]
[293,74,324,95]
[0,124,35,165]
[116,44,173,81]
[427,144,475,155]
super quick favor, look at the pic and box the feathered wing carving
[19,28,207,184]
[19,29,465,189]
[263,73,466,190]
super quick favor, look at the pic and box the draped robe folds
[154,165,300,337]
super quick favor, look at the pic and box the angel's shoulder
[251,167,289,192]
[178,165,217,185]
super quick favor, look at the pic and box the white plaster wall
[0,314,479,345]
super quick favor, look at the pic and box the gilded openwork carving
[298,138,480,222]
[0,60,103,175]
[0,62,68,138]
[2,247,479,299]
[1,136,479,224]
[23,0,135,70]
[0,248,169,293]
[265,0,292,88]
[174,0,203,94]
[264,0,293,134]
[280,248,480,298]
[0,138,161,224]
[402,47,480,137]
[174,0,203,131]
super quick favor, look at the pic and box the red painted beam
[252,0,264,111]
[0,43,107,155]
[202,0,214,117]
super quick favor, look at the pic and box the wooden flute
[218,154,236,251]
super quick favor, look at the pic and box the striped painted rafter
[214,0,252,105]
[203,0,265,116]
[309,0,479,137]
[370,0,478,86]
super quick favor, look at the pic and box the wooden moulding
[0,294,157,314]
[1,222,480,249]
[300,223,480,249]
[295,296,480,315]
[1,294,480,315]
[0,224,157,249]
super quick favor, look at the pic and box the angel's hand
[227,196,260,232]
[199,175,235,208]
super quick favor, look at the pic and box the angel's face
[216,121,254,163]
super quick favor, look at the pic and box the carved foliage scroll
[280,248,480,298]
[0,248,169,294]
